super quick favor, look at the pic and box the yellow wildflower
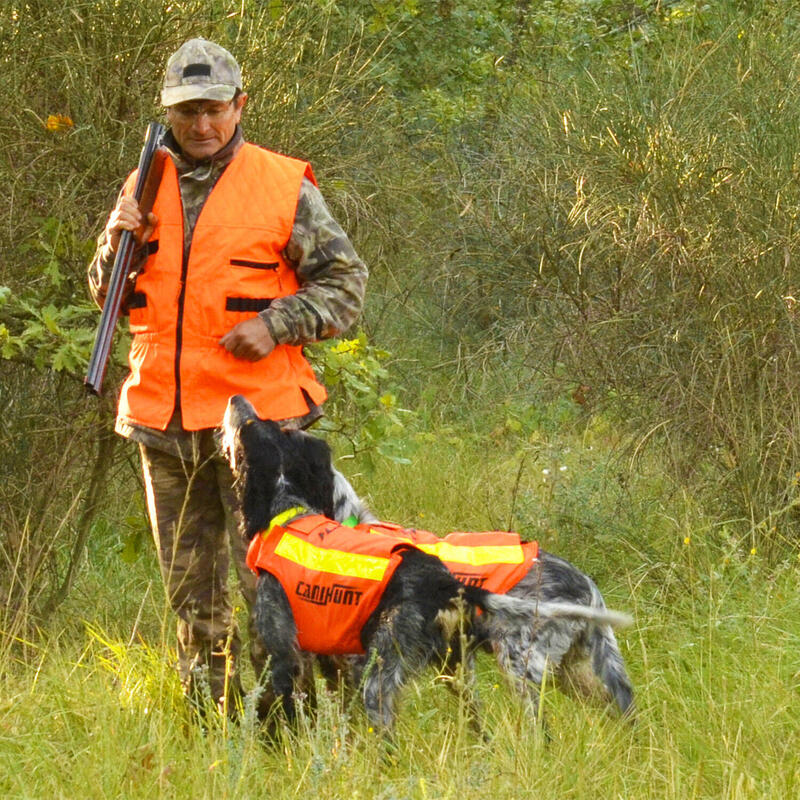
[45,113,74,132]
[331,337,361,355]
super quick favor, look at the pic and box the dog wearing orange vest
[221,394,633,732]
[332,479,635,727]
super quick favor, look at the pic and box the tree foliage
[1,0,799,627]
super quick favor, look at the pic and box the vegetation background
[1,0,799,797]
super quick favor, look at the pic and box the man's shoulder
[242,141,308,167]
[239,142,316,186]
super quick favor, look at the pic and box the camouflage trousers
[139,434,268,716]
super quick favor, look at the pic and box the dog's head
[220,394,336,538]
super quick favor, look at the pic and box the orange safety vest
[355,522,539,594]
[117,142,327,431]
[247,514,410,655]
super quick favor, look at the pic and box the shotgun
[85,121,166,396]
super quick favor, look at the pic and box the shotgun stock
[85,121,166,396]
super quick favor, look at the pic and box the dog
[332,467,635,723]
[220,394,633,731]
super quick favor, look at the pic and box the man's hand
[220,316,277,361]
[105,196,157,252]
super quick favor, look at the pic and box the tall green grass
[1,419,798,799]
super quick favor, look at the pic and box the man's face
[166,94,247,160]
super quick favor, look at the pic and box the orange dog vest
[118,143,327,431]
[247,514,409,655]
[354,522,539,594]
[247,514,540,654]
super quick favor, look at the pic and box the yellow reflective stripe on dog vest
[415,541,525,566]
[357,523,539,595]
[273,531,391,581]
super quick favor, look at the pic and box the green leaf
[119,532,142,564]
[22,321,44,341]
[52,345,78,373]
[41,305,61,334]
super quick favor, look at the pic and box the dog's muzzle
[220,394,259,472]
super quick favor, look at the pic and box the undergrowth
[2,409,798,799]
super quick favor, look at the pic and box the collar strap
[264,505,308,537]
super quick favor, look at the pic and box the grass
[2,418,798,800]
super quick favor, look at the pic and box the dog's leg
[585,582,634,716]
[550,581,634,718]
[254,572,301,721]
[440,646,485,737]
[494,618,580,728]
[361,644,405,730]
[556,625,635,717]
[435,598,485,737]
[590,625,634,716]
[360,606,427,731]
[496,637,545,720]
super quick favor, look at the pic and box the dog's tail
[471,591,632,629]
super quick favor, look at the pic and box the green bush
[431,2,800,545]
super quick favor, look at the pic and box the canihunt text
[295,581,364,606]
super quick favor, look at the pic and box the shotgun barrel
[85,121,165,396]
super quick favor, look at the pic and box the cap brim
[161,83,237,107]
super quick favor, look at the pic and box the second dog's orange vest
[117,143,328,431]
[246,514,409,655]
[355,522,539,594]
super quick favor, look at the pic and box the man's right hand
[105,196,158,252]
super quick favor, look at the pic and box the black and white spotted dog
[332,466,635,724]
[221,395,633,730]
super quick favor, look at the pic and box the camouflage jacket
[88,126,367,456]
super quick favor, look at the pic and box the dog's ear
[238,420,283,538]
[286,432,336,518]
[304,436,336,518]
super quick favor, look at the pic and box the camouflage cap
[161,38,242,107]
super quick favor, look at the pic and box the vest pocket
[230,258,279,270]
[223,296,275,333]
[127,291,147,310]
[225,297,274,312]
[224,246,286,331]
[127,291,149,331]
[228,258,283,293]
